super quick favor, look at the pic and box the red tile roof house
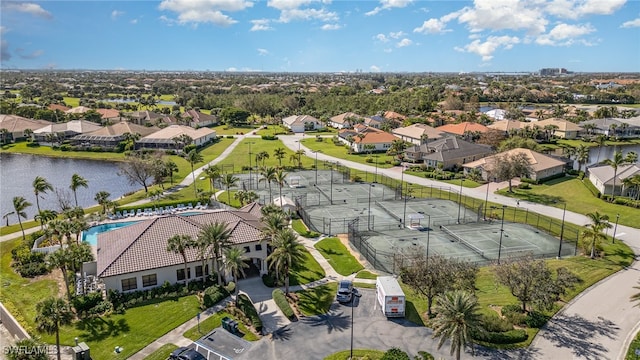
[93,204,268,293]
[182,109,219,128]
[338,124,400,153]
[435,122,490,136]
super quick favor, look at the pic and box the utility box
[376,276,405,318]
[72,342,90,360]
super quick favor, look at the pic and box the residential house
[282,115,322,133]
[182,109,218,128]
[534,118,583,139]
[0,115,52,140]
[382,111,407,128]
[404,136,493,170]
[72,121,160,149]
[94,204,268,293]
[435,122,490,137]
[364,116,385,129]
[136,124,216,150]
[485,109,507,120]
[96,109,122,123]
[616,116,640,138]
[579,118,627,137]
[64,106,93,115]
[47,104,70,112]
[125,110,166,126]
[462,148,566,181]
[338,124,400,153]
[588,163,640,196]
[487,120,528,134]
[392,123,446,145]
[33,120,102,142]
[328,112,364,129]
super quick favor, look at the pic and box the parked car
[169,347,206,360]
[336,279,354,303]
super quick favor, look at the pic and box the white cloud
[250,19,272,31]
[158,0,253,26]
[621,18,640,28]
[267,0,314,10]
[546,0,626,19]
[375,33,389,42]
[226,67,238,71]
[455,35,520,61]
[321,23,341,30]
[456,0,548,35]
[370,65,381,72]
[2,2,52,19]
[389,31,405,39]
[0,26,6,35]
[16,48,44,60]
[366,0,412,16]
[257,48,269,56]
[413,18,449,34]
[396,38,413,47]
[535,23,595,46]
[130,19,139,25]
[111,10,124,20]
[278,8,338,23]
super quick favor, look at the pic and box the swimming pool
[179,212,203,216]
[82,221,140,246]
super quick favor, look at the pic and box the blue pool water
[82,221,140,246]
[179,212,203,216]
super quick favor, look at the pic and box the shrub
[262,273,277,287]
[381,348,410,360]
[237,294,262,333]
[472,329,528,344]
[416,351,435,360]
[26,142,40,148]
[391,160,401,166]
[482,313,513,333]
[365,156,373,163]
[202,284,230,309]
[517,183,531,190]
[60,144,72,151]
[226,135,234,139]
[15,261,49,278]
[272,289,295,320]
[225,282,236,294]
[525,311,549,328]
[73,292,113,318]
[261,135,278,140]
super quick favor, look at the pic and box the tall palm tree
[602,150,631,198]
[35,297,73,360]
[35,209,58,230]
[203,165,221,196]
[164,160,179,185]
[267,228,305,295]
[273,147,286,168]
[256,150,270,168]
[259,166,277,202]
[221,174,239,205]
[32,176,53,215]
[582,211,612,259]
[3,211,15,227]
[199,222,233,285]
[12,196,31,241]
[47,249,73,303]
[224,247,249,306]
[167,234,195,287]
[432,290,483,360]
[94,191,111,214]
[68,243,95,293]
[622,174,640,200]
[186,149,204,199]
[575,144,590,173]
[69,174,88,207]
[594,135,607,163]
[274,168,288,202]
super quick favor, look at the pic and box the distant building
[539,68,569,76]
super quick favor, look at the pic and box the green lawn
[1,141,128,160]
[210,124,259,135]
[314,237,364,276]
[355,270,377,279]
[498,176,640,227]
[145,344,179,360]
[291,219,320,238]
[626,331,640,360]
[324,349,385,360]
[215,138,317,171]
[295,282,337,316]
[256,125,291,136]
[289,249,326,286]
[301,138,396,169]
[183,311,259,342]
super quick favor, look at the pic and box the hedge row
[202,285,230,309]
[472,329,528,344]
[272,289,295,320]
[237,294,263,333]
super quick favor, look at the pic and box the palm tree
[594,135,607,163]
[167,234,195,287]
[2,211,15,227]
[274,168,288,202]
[199,222,233,285]
[582,211,612,259]
[259,166,277,202]
[35,209,58,230]
[627,151,638,164]
[224,247,249,306]
[186,149,204,198]
[622,174,640,200]
[94,191,111,214]
[256,150,270,167]
[47,249,73,303]
[12,196,31,241]
[35,297,73,360]
[69,174,88,207]
[432,290,483,360]
[203,165,221,196]
[164,160,179,185]
[602,150,631,198]
[267,228,305,295]
[273,147,286,167]
[261,211,288,244]
[32,176,53,215]
[575,144,590,173]
[221,174,239,205]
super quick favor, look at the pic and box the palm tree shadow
[75,316,130,342]
[302,310,350,334]
[537,313,619,360]
[270,325,293,341]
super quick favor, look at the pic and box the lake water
[100,98,177,106]
[1,153,141,225]
[584,143,640,168]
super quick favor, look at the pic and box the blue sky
[1,0,639,72]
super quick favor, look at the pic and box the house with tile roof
[72,121,160,149]
[338,124,400,153]
[47,104,70,112]
[328,112,365,129]
[533,118,583,139]
[392,123,446,145]
[182,109,219,128]
[282,115,322,133]
[435,122,490,137]
[0,115,52,140]
[487,120,528,134]
[404,136,493,170]
[364,116,385,129]
[125,110,166,126]
[33,120,102,142]
[579,118,630,137]
[94,204,268,292]
[136,125,216,150]
[462,148,566,181]
[588,163,640,196]
[96,108,122,122]
[65,106,93,114]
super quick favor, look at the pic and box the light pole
[557,203,567,259]
[426,215,431,265]
[297,139,302,170]
[247,141,255,190]
[314,150,319,185]
[368,183,372,230]
[350,289,362,360]
[484,180,491,220]
[612,213,620,243]
[403,185,411,226]
[492,205,507,264]
[457,178,464,224]
[374,154,378,183]
[330,162,334,204]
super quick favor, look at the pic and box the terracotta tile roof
[436,122,489,135]
[0,115,52,132]
[353,129,399,144]
[487,120,527,132]
[97,205,264,278]
[182,110,218,124]
[392,123,446,140]
[96,108,121,119]
[330,112,364,125]
[48,104,70,112]
[383,111,407,120]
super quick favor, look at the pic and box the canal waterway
[1,153,141,225]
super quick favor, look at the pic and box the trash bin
[221,317,230,331]
[229,320,238,333]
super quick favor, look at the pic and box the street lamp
[457,178,465,224]
[403,185,411,226]
[557,203,567,259]
[484,180,491,220]
[374,154,378,183]
[492,205,507,264]
[247,141,255,190]
[313,150,319,185]
[350,289,362,360]
[612,213,620,243]
[426,215,431,266]
[368,183,373,231]
[330,162,335,204]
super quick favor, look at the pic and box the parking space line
[194,341,232,360]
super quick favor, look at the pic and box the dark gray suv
[336,279,353,303]
[169,347,206,360]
